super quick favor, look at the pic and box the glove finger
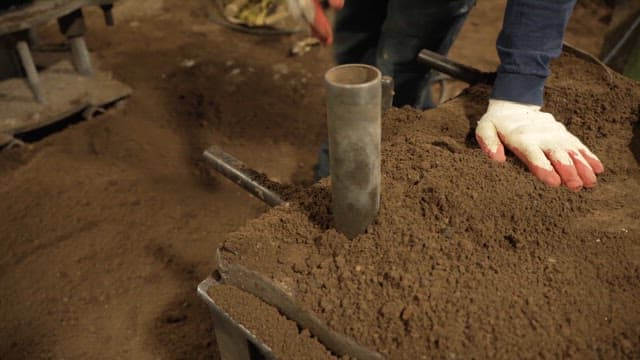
[579,147,604,174]
[547,150,583,191]
[508,144,561,187]
[569,150,597,188]
[475,120,506,162]
[567,136,605,174]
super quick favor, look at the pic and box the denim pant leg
[333,0,389,65]
[376,0,476,109]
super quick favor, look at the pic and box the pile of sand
[217,53,640,359]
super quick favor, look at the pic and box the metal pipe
[203,146,286,207]
[69,36,93,76]
[325,64,381,239]
[16,40,46,103]
[417,48,495,85]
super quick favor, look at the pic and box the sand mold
[220,53,640,359]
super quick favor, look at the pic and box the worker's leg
[333,0,388,65]
[376,0,476,109]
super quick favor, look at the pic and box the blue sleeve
[491,0,576,105]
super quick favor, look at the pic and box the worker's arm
[309,0,344,45]
[475,0,604,191]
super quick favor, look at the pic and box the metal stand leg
[100,4,115,26]
[68,36,93,76]
[27,28,39,47]
[58,9,93,76]
[16,40,46,104]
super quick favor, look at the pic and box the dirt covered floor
[0,1,330,358]
[0,0,626,359]
[220,53,640,359]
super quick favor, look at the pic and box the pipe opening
[325,64,380,87]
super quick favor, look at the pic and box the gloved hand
[475,99,604,191]
[301,0,344,45]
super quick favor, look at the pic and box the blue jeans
[314,0,475,180]
[334,0,475,109]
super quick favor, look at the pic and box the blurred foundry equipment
[209,0,305,35]
[602,0,640,80]
[0,0,130,147]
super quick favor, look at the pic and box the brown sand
[0,0,618,358]
[209,283,337,359]
[0,3,333,358]
[220,53,640,359]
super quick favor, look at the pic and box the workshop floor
[0,0,612,358]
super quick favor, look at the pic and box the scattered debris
[290,36,320,57]
[223,0,291,27]
[180,59,197,68]
[209,0,304,35]
[272,62,289,75]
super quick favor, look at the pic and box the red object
[310,0,333,45]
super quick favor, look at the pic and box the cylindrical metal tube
[203,146,286,208]
[325,64,381,239]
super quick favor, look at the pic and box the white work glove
[475,99,604,191]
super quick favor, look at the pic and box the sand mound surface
[220,53,640,359]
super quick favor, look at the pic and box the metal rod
[69,36,93,76]
[603,13,640,65]
[16,40,46,104]
[203,146,285,207]
[325,64,381,239]
[417,48,495,85]
[381,75,394,112]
